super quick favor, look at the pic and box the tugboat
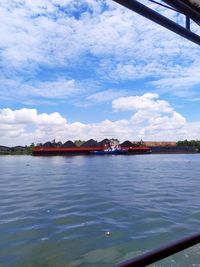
[90,139,128,155]
[90,146,127,155]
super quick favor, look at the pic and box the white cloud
[1,93,198,146]
[112,93,173,113]
[0,0,109,70]
[149,60,200,97]
[28,79,81,99]
[87,89,127,103]
[0,0,200,134]
[0,0,199,80]
[0,108,66,126]
[0,77,82,103]
[112,93,187,140]
[0,108,67,145]
[186,121,200,139]
[0,108,37,124]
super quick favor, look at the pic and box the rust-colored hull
[32,146,152,156]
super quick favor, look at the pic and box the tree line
[176,140,200,149]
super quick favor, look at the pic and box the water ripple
[1,154,200,267]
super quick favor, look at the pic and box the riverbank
[0,146,32,155]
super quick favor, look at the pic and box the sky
[0,0,200,146]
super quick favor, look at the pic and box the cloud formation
[0,0,200,106]
[0,0,200,146]
[112,93,173,113]
[0,93,197,146]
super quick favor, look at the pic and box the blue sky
[0,0,200,146]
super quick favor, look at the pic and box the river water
[0,154,200,267]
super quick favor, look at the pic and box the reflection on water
[0,154,200,267]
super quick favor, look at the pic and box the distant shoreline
[1,139,200,155]
[0,145,32,155]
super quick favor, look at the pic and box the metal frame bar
[162,0,200,22]
[186,16,190,30]
[148,0,178,13]
[114,233,200,267]
[113,0,200,45]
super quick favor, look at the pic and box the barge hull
[32,147,103,156]
[32,146,152,156]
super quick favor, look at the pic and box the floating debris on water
[40,237,48,241]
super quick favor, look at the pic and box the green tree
[74,140,85,147]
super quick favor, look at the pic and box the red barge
[32,146,152,156]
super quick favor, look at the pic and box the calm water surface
[0,154,200,267]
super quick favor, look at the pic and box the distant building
[132,141,177,147]
[0,146,10,152]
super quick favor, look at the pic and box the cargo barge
[32,146,152,156]
[124,146,152,154]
